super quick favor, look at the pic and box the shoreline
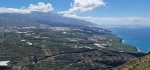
[119,36,143,53]
[112,33,141,53]
[136,47,141,52]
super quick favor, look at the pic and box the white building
[0,61,9,66]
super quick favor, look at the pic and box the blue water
[112,27,150,52]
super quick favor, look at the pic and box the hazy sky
[0,0,150,25]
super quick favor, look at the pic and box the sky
[0,0,150,26]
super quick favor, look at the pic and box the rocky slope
[11,47,145,70]
[114,53,150,70]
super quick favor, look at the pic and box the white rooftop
[0,61,9,66]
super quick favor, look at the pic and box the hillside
[0,12,145,70]
[114,53,150,70]
[0,12,95,26]
[11,50,145,70]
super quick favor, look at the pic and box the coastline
[122,40,125,43]
[110,27,150,53]
[112,33,140,53]
[99,26,143,52]
[137,47,141,52]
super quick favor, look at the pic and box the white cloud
[59,0,106,14]
[86,17,150,25]
[61,14,150,26]
[0,7,30,13]
[0,2,54,14]
[58,0,150,26]
[28,2,54,13]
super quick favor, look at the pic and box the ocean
[101,26,150,52]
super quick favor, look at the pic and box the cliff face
[114,53,150,70]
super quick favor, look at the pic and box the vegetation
[114,53,150,70]
[0,12,146,70]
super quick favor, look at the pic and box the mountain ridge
[0,12,96,26]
